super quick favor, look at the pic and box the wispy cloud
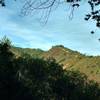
[0,1,100,55]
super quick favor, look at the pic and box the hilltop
[11,45,100,83]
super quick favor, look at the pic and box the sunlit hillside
[11,45,100,83]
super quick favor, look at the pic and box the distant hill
[11,46,44,58]
[11,45,100,83]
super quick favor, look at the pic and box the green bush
[0,37,100,100]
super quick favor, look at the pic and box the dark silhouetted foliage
[0,37,100,100]
[1,0,100,28]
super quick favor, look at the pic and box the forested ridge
[0,37,100,100]
[12,45,100,83]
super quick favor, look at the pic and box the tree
[19,0,100,28]
[1,0,100,28]
[0,0,5,6]
[0,37,33,100]
[0,36,100,100]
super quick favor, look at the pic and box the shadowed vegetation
[0,37,100,100]
[12,45,100,83]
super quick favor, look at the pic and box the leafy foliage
[84,0,100,28]
[0,37,100,100]
[12,45,100,83]
[0,0,5,6]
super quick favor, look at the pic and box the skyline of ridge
[0,0,100,55]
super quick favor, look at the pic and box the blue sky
[0,0,100,55]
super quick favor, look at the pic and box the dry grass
[12,45,100,83]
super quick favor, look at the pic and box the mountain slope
[11,46,44,58]
[11,45,100,83]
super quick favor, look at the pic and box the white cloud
[0,1,100,55]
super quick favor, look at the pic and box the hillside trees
[17,54,100,100]
[0,36,33,100]
[0,37,100,100]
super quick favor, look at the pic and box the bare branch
[20,0,66,24]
